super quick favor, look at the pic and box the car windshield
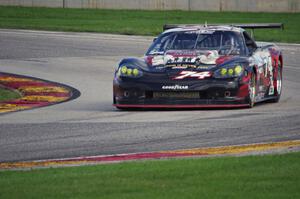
[146,30,246,56]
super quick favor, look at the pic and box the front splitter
[114,103,249,109]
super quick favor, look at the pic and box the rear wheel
[247,72,256,108]
[270,65,282,103]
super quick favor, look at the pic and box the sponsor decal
[151,55,164,66]
[263,54,272,78]
[162,85,189,90]
[185,30,215,34]
[174,71,211,80]
[260,52,274,95]
[259,85,264,92]
[166,57,194,65]
[197,50,219,65]
[170,65,189,69]
[165,50,219,67]
[258,67,264,74]
[251,50,275,95]
[149,50,219,68]
[267,56,274,95]
[167,64,210,69]
[196,65,210,69]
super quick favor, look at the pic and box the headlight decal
[121,66,127,74]
[214,64,245,78]
[117,65,143,78]
[234,65,243,75]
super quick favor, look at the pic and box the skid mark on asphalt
[0,140,299,170]
[0,72,80,114]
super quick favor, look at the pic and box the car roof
[163,25,244,34]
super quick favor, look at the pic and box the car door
[243,31,273,100]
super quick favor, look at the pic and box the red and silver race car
[113,23,283,109]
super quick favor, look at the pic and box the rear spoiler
[163,23,284,31]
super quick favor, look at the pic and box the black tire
[270,65,282,103]
[247,72,256,108]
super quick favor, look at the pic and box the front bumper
[113,76,250,109]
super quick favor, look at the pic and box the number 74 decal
[174,71,211,80]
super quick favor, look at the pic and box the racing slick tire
[270,64,282,103]
[247,71,256,108]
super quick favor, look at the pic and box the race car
[113,23,283,109]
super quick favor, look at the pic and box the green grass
[0,6,300,43]
[0,152,299,199]
[0,87,21,102]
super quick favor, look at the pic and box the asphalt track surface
[0,29,299,162]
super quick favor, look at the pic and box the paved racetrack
[0,29,299,162]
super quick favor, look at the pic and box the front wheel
[247,72,256,108]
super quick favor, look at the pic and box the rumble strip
[1,140,299,170]
[0,72,80,114]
